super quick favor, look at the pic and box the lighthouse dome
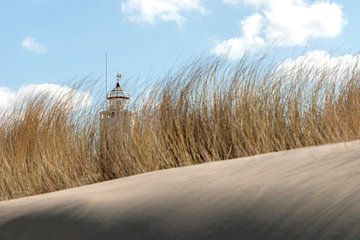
[107,73,130,100]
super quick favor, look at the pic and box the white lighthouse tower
[100,73,132,139]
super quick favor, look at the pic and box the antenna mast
[105,52,108,109]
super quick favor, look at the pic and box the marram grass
[1,56,360,200]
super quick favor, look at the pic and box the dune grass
[1,56,360,200]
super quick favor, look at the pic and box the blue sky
[0,0,360,103]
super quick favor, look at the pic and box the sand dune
[1,141,360,240]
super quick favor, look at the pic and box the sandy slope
[0,141,360,240]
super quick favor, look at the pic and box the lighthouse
[100,73,132,140]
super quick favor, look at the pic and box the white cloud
[0,87,14,109]
[121,0,207,27]
[276,50,360,81]
[21,37,47,54]
[212,14,266,59]
[215,0,346,59]
[264,0,344,46]
[0,84,92,112]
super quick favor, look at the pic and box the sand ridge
[1,141,360,239]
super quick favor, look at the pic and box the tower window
[111,112,115,118]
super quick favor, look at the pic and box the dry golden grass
[1,56,360,200]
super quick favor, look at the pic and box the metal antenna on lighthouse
[105,52,108,109]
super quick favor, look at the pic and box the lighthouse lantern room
[100,73,131,136]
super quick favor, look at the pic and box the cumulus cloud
[215,0,346,59]
[21,37,47,54]
[276,50,360,81]
[121,0,207,26]
[263,0,344,46]
[0,84,92,112]
[0,87,15,109]
[212,13,266,60]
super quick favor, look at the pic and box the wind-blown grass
[1,56,360,200]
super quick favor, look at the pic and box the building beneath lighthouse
[100,73,132,143]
